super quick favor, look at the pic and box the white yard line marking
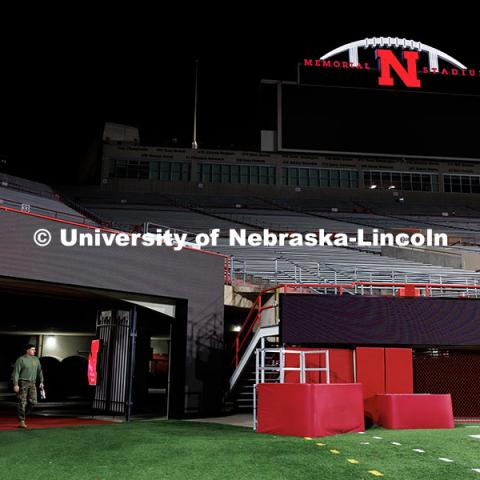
[357,431,365,434]
[472,468,480,473]
[469,435,480,439]
[373,436,383,440]
[413,449,425,453]
[361,442,370,445]
[465,425,480,428]
[391,442,402,446]
[438,458,454,463]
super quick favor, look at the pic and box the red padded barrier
[329,349,354,384]
[355,347,385,423]
[376,394,454,429]
[385,348,413,393]
[257,383,365,437]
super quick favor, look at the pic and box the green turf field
[0,421,479,479]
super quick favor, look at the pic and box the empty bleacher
[0,184,97,226]
[215,243,480,288]
[64,189,480,288]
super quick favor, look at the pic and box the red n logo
[377,49,421,88]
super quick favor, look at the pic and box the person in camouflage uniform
[12,344,44,429]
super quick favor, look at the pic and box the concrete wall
[382,246,464,269]
[101,144,480,198]
[459,252,480,272]
[382,246,480,272]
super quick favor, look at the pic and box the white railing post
[300,352,305,384]
[325,351,330,384]
[261,338,265,383]
[280,349,285,383]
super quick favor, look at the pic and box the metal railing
[255,348,330,384]
[228,256,480,289]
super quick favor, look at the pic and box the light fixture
[232,325,242,332]
[388,185,396,190]
[370,184,377,189]
[45,335,56,348]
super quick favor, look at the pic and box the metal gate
[414,349,480,418]
[93,308,137,419]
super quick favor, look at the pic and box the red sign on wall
[88,339,100,386]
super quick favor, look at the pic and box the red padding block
[376,394,454,429]
[356,347,385,423]
[385,348,413,394]
[328,349,354,384]
[257,383,365,437]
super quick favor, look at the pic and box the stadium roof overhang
[0,275,176,313]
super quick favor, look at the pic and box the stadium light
[370,184,377,189]
[388,185,396,189]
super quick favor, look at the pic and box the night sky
[0,16,477,184]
